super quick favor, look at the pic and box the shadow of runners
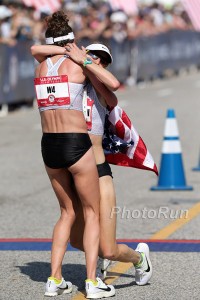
[16,262,86,290]
[16,261,144,294]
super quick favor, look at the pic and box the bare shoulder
[35,60,48,77]
[60,58,85,83]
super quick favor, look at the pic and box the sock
[85,279,98,286]
[134,252,145,268]
[49,277,62,285]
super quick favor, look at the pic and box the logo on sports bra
[82,90,94,131]
[34,75,70,108]
[85,97,94,131]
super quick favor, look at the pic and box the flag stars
[115,140,122,146]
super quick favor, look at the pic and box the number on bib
[34,75,70,108]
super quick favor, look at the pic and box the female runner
[33,11,119,299]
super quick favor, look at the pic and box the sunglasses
[86,51,99,60]
[86,50,110,66]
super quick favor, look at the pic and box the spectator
[0,0,195,45]
[150,2,164,27]
[103,11,128,42]
[0,5,16,45]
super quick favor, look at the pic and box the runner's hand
[65,43,87,65]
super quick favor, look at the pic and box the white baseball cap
[86,43,113,64]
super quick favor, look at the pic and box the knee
[100,244,118,261]
[60,208,76,223]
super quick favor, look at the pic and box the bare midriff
[40,109,87,133]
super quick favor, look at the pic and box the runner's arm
[30,45,65,63]
[85,69,118,107]
[31,43,120,93]
[65,44,120,92]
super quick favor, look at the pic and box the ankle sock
[134,252,145,268]
[85,279,98,286]
[49,277,62,285]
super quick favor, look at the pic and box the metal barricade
[1,30,200,105]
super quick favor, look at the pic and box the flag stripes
[104,105,158,175]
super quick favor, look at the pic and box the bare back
[35,54,87,133]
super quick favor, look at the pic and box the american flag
[181,0,200,31]
[108,0,138,15]
[22,0,61,13]
[103,106,158,175]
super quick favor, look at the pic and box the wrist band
[83,58,92,67]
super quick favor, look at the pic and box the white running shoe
[44,277,73,297]
[97,258,111,280]
[135,243,152,286]
[85,277,115,299]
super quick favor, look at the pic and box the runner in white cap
[67,43,153,287]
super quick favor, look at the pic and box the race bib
[83,90,94,131]
[34,75,70,107]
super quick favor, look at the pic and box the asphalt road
[0,71,200,300]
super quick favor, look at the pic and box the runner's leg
[69,148,100,280]
[46,167,76,279]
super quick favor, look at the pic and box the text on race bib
[34,75,70,107]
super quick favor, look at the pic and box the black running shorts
[41,133,92,169]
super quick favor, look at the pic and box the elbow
[111,79,120,91]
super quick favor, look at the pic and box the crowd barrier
[134,30,200,81]
[1,30,200,105]
[0,41,35,105]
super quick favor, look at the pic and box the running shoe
[97,258,111,279]
[44,277,73,297]
[85,277,115,299]
[135,243,152,286]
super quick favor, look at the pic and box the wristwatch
[83,57,93,67]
